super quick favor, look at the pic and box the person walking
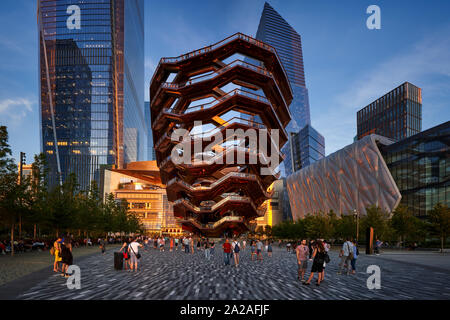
[321,239,330,281]
[99,238,106,255]
[250,240,256,261]
[256,239,263,261]
[170,237,174,252]
[204,238,211,261]
[175,237,179,251]
[184,237,190,253]
[197,238,201,252]
[267,240,273,257]
[160,237,165,252]
[286,241,291,253]
[338,238,354,275]
[210,241,215,257]
[189,236,194,254]
[351,239,359,274]
[296,240,308,282]
[128,238,142,272]
[308,240,315,260]
[233,239,240,267]
[222,238,232,266]
[242,239,246,250]
[304,240,326,286]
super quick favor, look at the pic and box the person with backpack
[338,237,354,275]
[351,239,359,274]
[304,240,326,286]
[233,239,240,267]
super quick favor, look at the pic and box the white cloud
[0,97,34,124]
[317,25,450,155]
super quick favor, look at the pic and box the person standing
[304,240,326,286]
[338,238,354,275]
[60,239,73,278]
[128,238,142,272]
[222,238,232,266]
[242,239,246,250]
[375,239,383,255]
[184,237,190,253]
[351,240,359,274]
[256,239,263,261]
[286,241,291,253]
[175,237,179,251]
[52,237,62,272]
[170,237,174,252]
[210,241,215,257]
[160,237,165,252]
[204,238,211,261]
[119,238,131,270]
[296,240,308,282]
[233,239,240,267]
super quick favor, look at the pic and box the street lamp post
[353,209,359,242]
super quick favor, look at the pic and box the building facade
[103,161,182,236]
[38,0,146,190]
[255,2,325,176]
[286,135,401,219]
[144,101,155,161]
[357,82,422,141]
[150,33,292,236]
[290,125,325,172]
[379,121,449,217]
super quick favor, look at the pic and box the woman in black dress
[304,240,325,286]
[61,240,73,278]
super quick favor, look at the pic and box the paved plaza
[9,245,450,300]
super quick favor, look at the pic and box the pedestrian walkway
[10,246,450,300]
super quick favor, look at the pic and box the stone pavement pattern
[16,246,450,300]
[0,245,119,287]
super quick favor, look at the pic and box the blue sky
[1,0,449,164]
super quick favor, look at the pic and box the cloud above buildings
[0,97,34,125]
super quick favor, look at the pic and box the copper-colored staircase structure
[150,33,292,237]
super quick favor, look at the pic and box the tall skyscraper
[144,101,155,161]
[38,0,146,190]
[357,82,422,141]
[255,2,325,176]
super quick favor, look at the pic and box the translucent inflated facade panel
[286,135,402,219]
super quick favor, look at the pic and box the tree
[428,203,450,253]
[360,205,390,240]
[334,214,356,241]
[0,126,28,255]
[390,205,422,246]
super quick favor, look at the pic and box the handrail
[160,59,272,90]
[167,172,269,197]
[154,116,266,149]
[152,88,270,126]
[174,195,256,213]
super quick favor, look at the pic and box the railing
[174,195,256,213]
[154,115,266,150]
[167,172,269,197]
[184,216,245,230]
[152,88,270,126]
[160,33,277,65]
[160,60,273,90]
[160,146,279,176]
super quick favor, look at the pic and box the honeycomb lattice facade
[150,33,292,236]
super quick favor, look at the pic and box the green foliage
[428,203,450,252]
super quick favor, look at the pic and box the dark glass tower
[144,101,155,161]
[290,125,325,172]
[255,2,325,176]
[38,0,145,190]
[357,82,422,141]
[380,121,449,218]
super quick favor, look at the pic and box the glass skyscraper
[290,125,325,172]
[38,0,145,190]
[255,2,325,176]
[380,121,449,218]
[144,101,155,161]
[357,82,422,141]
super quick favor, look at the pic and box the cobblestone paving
[16,246,450,300]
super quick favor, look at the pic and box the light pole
[353,209,359,242]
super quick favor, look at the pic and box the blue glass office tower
[38,0,145,190]
[255,2,325,176]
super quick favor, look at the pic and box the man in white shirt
[128,238,142,271]
[338,238,354,275]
